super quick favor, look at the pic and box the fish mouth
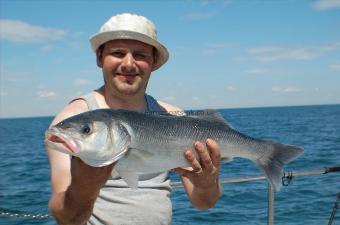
[45,127,80,155]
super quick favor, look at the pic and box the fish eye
[81,124,92,134]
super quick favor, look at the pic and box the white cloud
[198,49,217,55]
[74,79,92,86]
[180,12,217,21]
[0,91,8,96]
[329,63,340,70]
[197,43,233,55]
[70,31,83,39]
[271,87,281,92]
[272,86,300,93]
[247,46,284,54]
[284,87,300,92]
[287,48,319,60]
[37,91,56,98]
[245,68,268,74]
[0,19,67,43]
[161,96,176,101]
[177,82,184,87]
[227,85,237,91]
[312,0,340,10]
[199,0,210,6]
[40,44,54,52]
[197,0,233,7]
[250,47,317,62]
[247,42,340,62]
[68,41,83,49]
[207,43,228,48]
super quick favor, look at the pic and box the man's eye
[134,53,148,60]
[111,51,125,57]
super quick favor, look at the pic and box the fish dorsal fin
[188,109,231,127]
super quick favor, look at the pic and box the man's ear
[96,45,104,68]
[151,61,158,71]
[151,48,158,71]
[96,49,103,68]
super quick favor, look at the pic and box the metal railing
[1,166,339,224]
[171,166,340,225]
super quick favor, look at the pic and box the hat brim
[90,30,169,71]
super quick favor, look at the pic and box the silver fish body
[45,109,303,190]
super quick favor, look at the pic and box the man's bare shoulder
[51,99,89,126]
[156,100,185,115]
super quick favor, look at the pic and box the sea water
[0,104,339,225]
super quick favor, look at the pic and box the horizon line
[0,103,339,120]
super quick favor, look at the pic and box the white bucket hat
[90,13,169,71]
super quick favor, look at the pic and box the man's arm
[157,101,223,210]
[47,100,114,225]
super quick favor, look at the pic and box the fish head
[45,110,131,167]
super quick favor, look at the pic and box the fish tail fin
[255,142,303,191]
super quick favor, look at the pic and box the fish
[45,109,303,190]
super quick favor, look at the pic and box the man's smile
[116,73,139,83]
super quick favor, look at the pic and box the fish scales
[118,111,271,170]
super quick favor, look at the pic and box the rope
[328,191,340,225]
[0,211,51,219]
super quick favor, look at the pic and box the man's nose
[121,53,136,72]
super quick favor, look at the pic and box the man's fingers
[206,138,221,168]
[177,140,221,177]
[194,141,215,173]
[184,149,202,173]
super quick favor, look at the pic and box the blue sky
[1,0,339,118]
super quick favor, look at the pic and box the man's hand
[172,139,223,210]
[70,156,114,194]
[173,139,220,188]
[50,156,115,225]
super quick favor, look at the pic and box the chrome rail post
[268,183,275,225]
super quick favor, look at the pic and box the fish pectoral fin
[116,169,139,189]
[111,169,119,178]
[125,147,154,160]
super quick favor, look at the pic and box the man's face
[98,39,157,97]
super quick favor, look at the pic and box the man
[47,13,223,225]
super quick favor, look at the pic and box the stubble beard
[104,73,148,97]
